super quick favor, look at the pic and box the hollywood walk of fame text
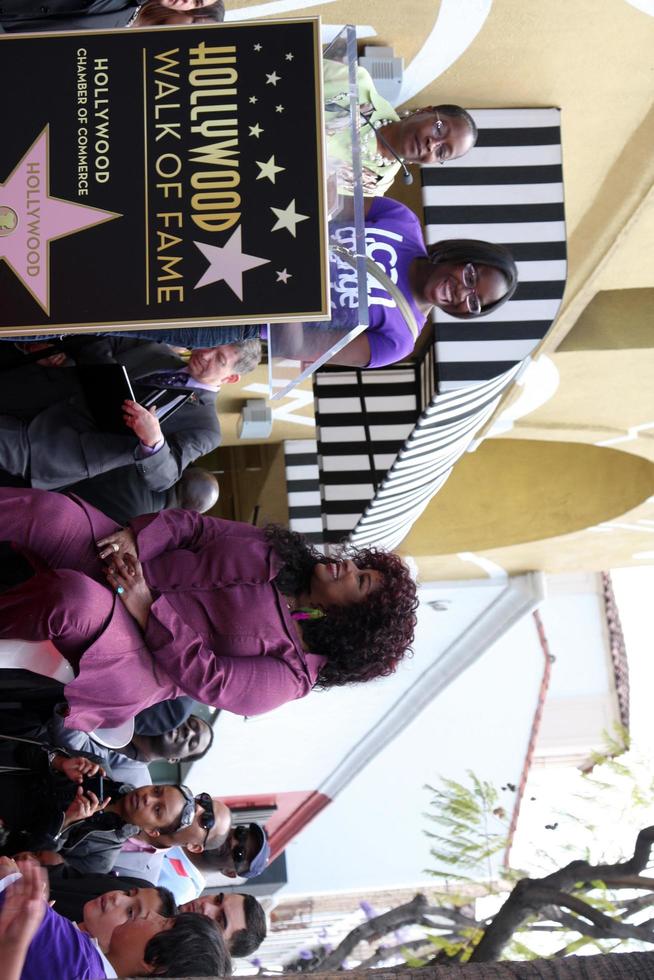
[148,41,240,305]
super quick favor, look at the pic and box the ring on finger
[112,542,119,553]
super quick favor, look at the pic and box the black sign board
[0,19,328,331]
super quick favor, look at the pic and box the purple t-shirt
[330,197,427,368]
[0,897,106,980]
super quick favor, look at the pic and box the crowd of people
[0,3,523,978]
[0,327,419,977]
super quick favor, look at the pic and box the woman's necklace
[285,595,325,621]
[360,114,397,168]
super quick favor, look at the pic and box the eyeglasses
[433,113,446,165]
[195,792,215,846]
[462,263,482,314]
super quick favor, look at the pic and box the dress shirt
[136,368,218,456]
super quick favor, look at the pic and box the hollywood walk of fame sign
[0,18,328,333]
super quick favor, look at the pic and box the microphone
[360,112,413,185]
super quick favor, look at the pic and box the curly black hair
[266,526,418,687]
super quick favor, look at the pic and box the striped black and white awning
[347,365,521,549]
[423,107,566,390]
[285,356,520,550]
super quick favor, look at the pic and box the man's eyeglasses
[462,263,482,314]
[195,792,215,846]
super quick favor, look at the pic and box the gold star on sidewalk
[248,123,264,138]
[275,104,285,114]
[266,71,281,86]
[270,199,309,238]
[276,268,292,284]
[256,155,285,184]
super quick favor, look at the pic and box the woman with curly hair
[0,488,417,731]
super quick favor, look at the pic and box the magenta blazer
[62,506,327,731]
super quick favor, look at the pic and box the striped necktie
[135,370,195,423]
[137,369,190,389]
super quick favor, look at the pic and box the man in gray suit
[0,336,261,493]
[0,0,224,32]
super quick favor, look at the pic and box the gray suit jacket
[0,0,137,31]
[6,338,221,492]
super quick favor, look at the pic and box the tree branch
[359,939,442,969]
[421,906,481,930]
[470,826,654,961]
[547,889,654,943]
[307,894,429,972]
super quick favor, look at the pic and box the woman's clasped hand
[103,552,153,630]
[96,527,137,561]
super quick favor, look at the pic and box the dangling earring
[291,607,326,621]
[400,109,413,119]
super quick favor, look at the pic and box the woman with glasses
[324,61,477,196]
[0,489,417,731]
[327,196,519,368]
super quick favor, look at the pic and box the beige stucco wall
[401,440,654,555]
[405,489,654,581]
[558,290,654,352]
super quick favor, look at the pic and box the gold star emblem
[249,123,264,138]
[266,71,281,86]
[253,43,262,52]
[270,199,309,238]
[256,155,285,184]
[276,268,292,284]
[275,104,285,114]
[285,52,294,61]
[249,95,258,104]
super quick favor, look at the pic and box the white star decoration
[276,268,292,284]
[270,199,309,238]
[266,71,281,86]
[249,95,257,104]
[248,123,264,138]
[285,52,294,61]
[194,228,270,301]
[256,155,285,184]
[275,104,285,114]
[253,43,262,51]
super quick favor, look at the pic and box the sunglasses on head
[174,784,196,833]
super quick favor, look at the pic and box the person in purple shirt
[0,859,231,980]
[0,488,418,731]
[327,197,519,368]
